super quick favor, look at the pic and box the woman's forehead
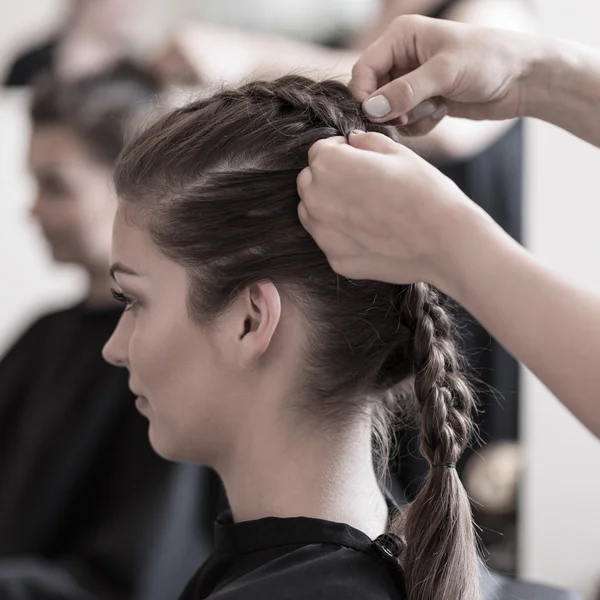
[111,211,149,266]
[111,210,179,281]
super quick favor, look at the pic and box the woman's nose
[29,195,42,220]
[102,314,130,368]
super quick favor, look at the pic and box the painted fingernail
[432,103,449,121]
[409,100,438,121]
[364,95,392,119]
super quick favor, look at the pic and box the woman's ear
[235,282,282,366]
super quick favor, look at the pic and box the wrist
[520,35,572,120]
[425,197,500,303]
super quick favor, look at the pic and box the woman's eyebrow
[110,262,140,281]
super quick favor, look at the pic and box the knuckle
[308,139,327,161]
[391,78,417,110]
[433,54,458,85]
[311,147,337,174]
[391,13,425,33]
[328,256,345,273]
[391,14,412,29]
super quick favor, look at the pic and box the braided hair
[115,75,479,600]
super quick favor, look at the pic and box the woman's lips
[135,395,149,413]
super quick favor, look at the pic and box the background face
[28,125,116,270]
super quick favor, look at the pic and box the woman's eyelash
[110,288,134,308]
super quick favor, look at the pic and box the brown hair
[114,75,479,600]
[30,60,162,165]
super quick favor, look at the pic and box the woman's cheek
[128,318,149,373]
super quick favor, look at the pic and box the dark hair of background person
[114,74,479,600]
[30,60,162,164]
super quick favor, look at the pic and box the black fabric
[179,512,406,600]
[177,508,580,600]
[0,304,221,600]
[3,38,58,87]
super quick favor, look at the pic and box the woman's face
[102,210,287,464]
[29,125,116,271]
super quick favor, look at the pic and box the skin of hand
[297,131,486,287]
[350,15,542,135]
[299,130,600,439]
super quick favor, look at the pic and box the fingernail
[432,103,448,121]
[364,95,392,119]
[350,129,366,135]
[409,100,437,121]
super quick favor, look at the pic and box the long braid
[391,283,479,600]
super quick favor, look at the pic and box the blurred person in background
[0,62,222,600]
[3,0,173,85]
[159,0,532,570]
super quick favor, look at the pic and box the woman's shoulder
[0,306,76,359]
[181,543,406,600]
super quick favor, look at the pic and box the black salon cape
[177,510,581,600]
[178,512,405,600]
[0,304,222,600]
[3,38,58,86]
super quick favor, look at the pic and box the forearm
[524,37,600,147]
[177,23,358,85]
[398,118,515,164]
[437,205,600,438]
[247,35,357,83]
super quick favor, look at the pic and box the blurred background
[0,1,599,599]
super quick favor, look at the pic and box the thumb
[348,131,400,155]
[363,58,451,123]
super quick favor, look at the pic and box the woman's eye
[110,288,137,311]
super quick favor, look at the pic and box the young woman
[158,0,532,513]
[0,63,221,600]
[103,74,479,600]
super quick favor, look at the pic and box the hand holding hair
[351,15,600,147]
[298,131,600,440]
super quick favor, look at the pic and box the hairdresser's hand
[297,131,488,289]
[351,15,538,134]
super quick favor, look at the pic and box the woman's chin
[148,424,175,460]
[147,422,189,463]
[147,422,214,466]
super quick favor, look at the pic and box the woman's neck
[219,413,388,539]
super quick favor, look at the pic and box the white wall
[1,1,600,598]
[520,3,600,598]
[0,1,66,78]
[0,2,85,352]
